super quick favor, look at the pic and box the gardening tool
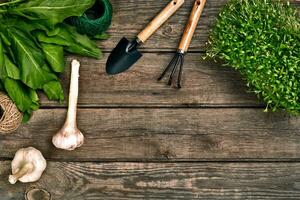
[158,0,206,88]
[106,0,185,75]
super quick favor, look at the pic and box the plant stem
[0,0,24,7]
[9,163,34,184]
[0,9,7,14]
[66,60,80,128]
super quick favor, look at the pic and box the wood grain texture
[1,161,300,200]
[137,0,185,43]
[101,0,226,52]
[178,0,206,52]
[0,1,299,199]
[39,54,259,107]
[1,0,297,52]
[39,0,299,107]
[101,0,299,51]
[0,108,299,161]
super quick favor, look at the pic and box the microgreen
[207,0,300,114]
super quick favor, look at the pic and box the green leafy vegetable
[64,25,102,58]
[0,0,107,122]
[4,54,21,80]
[41,43,65,73]
[7,0,95,27]
[8,27,58,89]
[93,33,110,40]
[3,17,51,35]
[207,0,300,114]
[0,0,25,7]
[0,80,3,91]
[35,24,102,58]
[43,80,64,101]
[4,78,39,115]
[0,37,5,79]
[0,40,19,80]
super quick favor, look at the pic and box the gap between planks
[2,158,300,163]
[39,104,266,109]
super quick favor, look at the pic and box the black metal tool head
[106,37,142,75]
[158,51,185,89]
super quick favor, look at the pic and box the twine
[68,0,113,36]
[0,92,22,134]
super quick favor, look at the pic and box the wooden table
[1,0,300,199]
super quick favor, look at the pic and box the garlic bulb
[9,147,47,184]
[52,60,84,151]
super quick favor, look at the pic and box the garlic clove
[52,126,84,151]
[9,147,47,184]
[76,131,84,148]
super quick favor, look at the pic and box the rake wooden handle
[178,0,206,53]
[137,0,184,43]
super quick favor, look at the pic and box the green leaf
[4,54,21,80]
[41,43,65,73]
[35,29,73,46]
[43,80,64,101]
[64,24,102,58]
[4,78,39,113]
[65,43,101,59]
[1,16,63,37]
[0,80,4,91]
[93,33,110,40]
[0,8,6,15]
[0,0,109,123]
[0,32,11,46]
[0,40,18,80]
[0,0,26,8]
[0,37,5,79]
[35,24,101,58]
[65,25,98,50]
[8,0,95,27]
[22,112,31,123]
[8,27,57,89]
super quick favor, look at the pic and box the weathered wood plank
[1,0,297,52]
[102,0,227,52]
[39,54,259,107]
[3,0,298,107]
[1,161,300,199]
[38,0,299,107]
[0,108,299,161]
[102,0,300,51]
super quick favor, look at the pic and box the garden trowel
[106,0,185,75]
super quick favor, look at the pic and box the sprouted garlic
[52,60,84,151]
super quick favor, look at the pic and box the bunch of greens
[0,0,104,121]
[207,0,300,114]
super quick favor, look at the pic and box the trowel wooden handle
[137,0,184,43]
[178,0,206,53]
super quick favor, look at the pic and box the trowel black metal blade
[106,37,142,75]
